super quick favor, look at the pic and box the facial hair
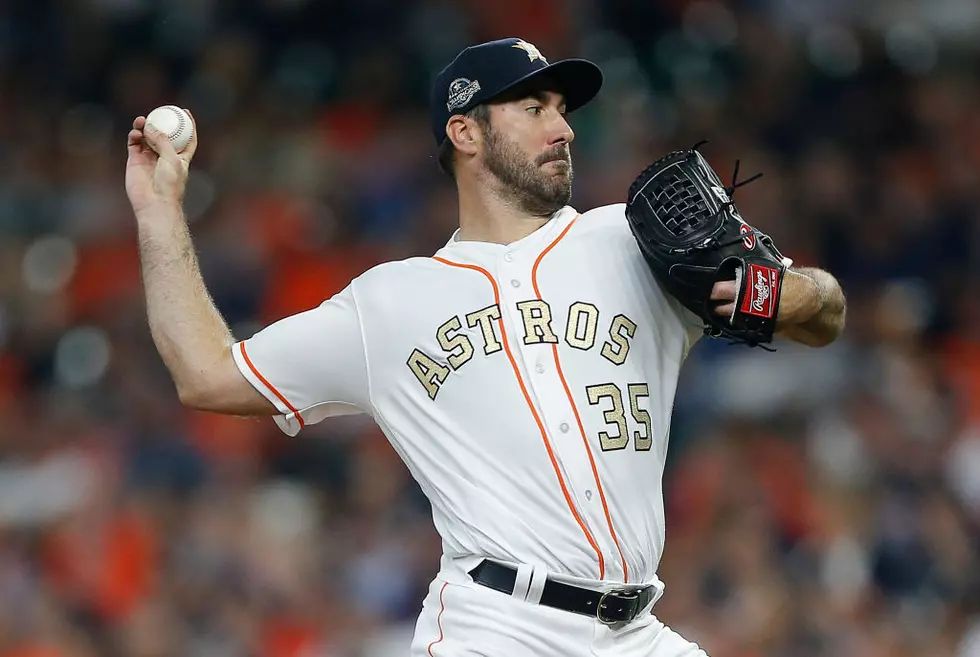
[481,125,573,217]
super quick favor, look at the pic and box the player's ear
[446,115,479,157]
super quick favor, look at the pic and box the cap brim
[488,58,603,113]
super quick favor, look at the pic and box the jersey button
[504,252,514,262]
[511,279,521,288]
[560,422,570,433]
[535,363,545,374]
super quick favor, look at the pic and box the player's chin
[542,183,572,208]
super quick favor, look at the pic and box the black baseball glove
[625,143,787,347]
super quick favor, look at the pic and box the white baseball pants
[410,559,708,657]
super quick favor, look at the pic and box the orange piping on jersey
[432,255,606,579]
[427,581,448,656]
[238,342,306,429]
[531,216,631,584]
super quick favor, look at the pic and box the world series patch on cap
[430,38,604,146]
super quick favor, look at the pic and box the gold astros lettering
[407,301,638,399]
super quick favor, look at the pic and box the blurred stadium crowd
[1,0,980,655]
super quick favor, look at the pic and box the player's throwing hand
[125,110,198,216]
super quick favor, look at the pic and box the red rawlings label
[740,264,780,319]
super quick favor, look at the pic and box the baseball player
[125,38,845,657]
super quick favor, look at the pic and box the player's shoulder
[351,255,444,291]
[574,203,630,232]
[578,202,628,221]
[571,203,635,245]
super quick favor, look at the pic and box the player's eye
[526,105,543,115]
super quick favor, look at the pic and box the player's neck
[455,184,552,245]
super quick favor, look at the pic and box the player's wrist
[133,198,186,225]
[775,269,821,326]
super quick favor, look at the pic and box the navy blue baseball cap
[430,38,603,147]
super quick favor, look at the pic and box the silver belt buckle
[596,588,640,625]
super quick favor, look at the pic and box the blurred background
[1,0,979,655]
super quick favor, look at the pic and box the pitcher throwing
[125,38,845,657]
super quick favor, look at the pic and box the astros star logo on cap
[512,39,548,64]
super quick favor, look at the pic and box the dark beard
[482,126,573,217]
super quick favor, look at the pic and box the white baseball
[145,105,194,153]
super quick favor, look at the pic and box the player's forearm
[776,267,846,346]
[135,202,235,401]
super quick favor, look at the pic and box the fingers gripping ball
[145,105,194,153]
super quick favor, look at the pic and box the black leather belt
[468,560,655,625]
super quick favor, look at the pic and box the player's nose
[548,113,574,146]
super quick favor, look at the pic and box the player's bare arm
[710,267,846,347]
[772,267,846,346]
[124,113,276,415]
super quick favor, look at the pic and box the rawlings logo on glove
[743,264,779,318]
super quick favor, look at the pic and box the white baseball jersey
[232,204,703,586]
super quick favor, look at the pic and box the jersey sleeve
[232,284,370,436]
[594,202,707,358]
[663,291,706,357]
